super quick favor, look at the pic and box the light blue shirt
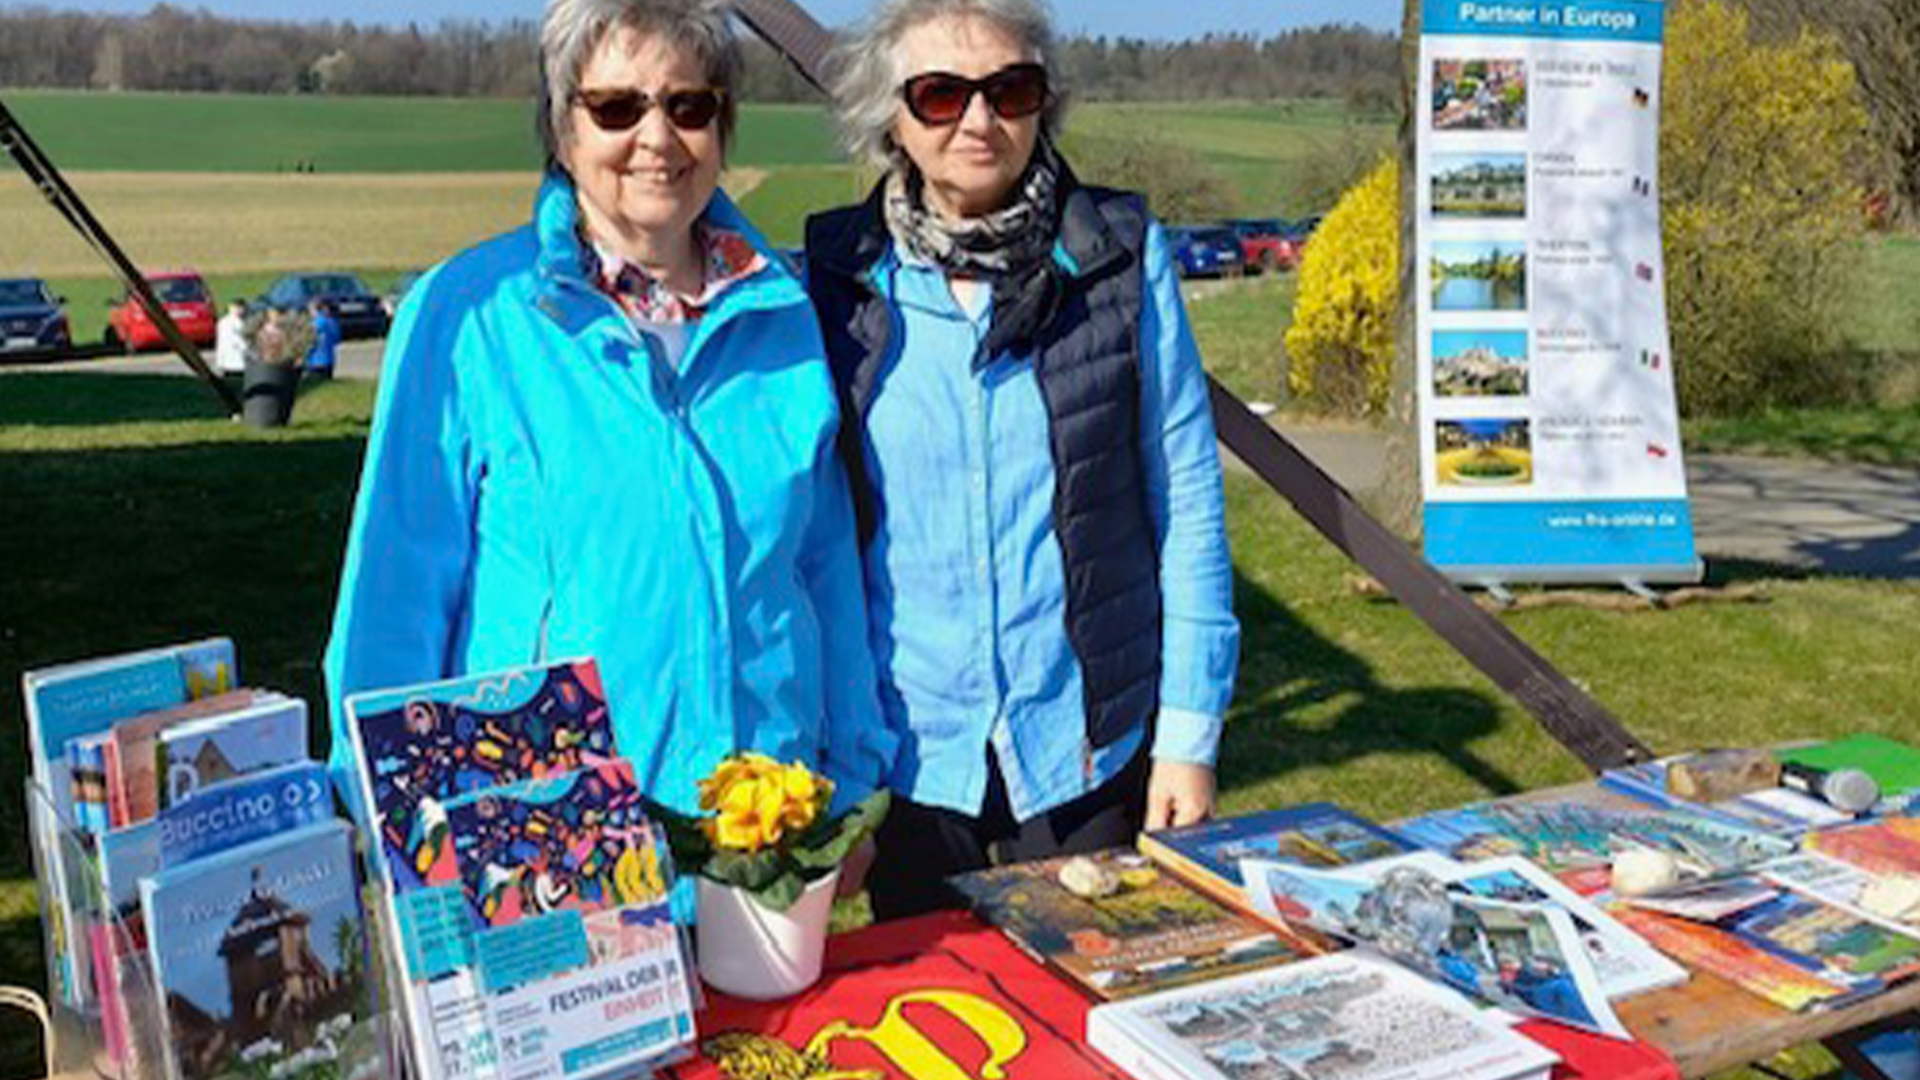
[324,173,894,820]
[858,219,1239,821]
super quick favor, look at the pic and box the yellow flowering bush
[1283,156,1400,417]
[651,752,889,912]
[1661,1,1871,415]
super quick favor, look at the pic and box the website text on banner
[1417,0,1700,585]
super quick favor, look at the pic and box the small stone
[1611,848,1682,897]
[1058,855,1121,898]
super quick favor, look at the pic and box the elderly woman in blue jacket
[324,0,892,821]
[806,0,1240,918]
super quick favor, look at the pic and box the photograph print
[1431,152,1527,219]
[1432,330,1528,397]
[1432,59,1527,131]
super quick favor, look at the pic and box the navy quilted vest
[804,176,1161,750]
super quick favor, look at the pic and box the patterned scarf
[882,139,1063,282]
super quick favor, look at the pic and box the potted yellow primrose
[650,753,888,999]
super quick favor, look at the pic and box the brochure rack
[25,778,401,1080]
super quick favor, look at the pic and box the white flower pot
[696,869,838,1000]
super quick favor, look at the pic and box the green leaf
[708,848,785,890]
[790,790,891,869]
[641,796,713,865]
[749,871,807,913]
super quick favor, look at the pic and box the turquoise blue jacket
[324,172,895,818]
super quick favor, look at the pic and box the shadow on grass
[0,431,368,996]
[0,373,239,427]
[0,371,341,429]
[1219,568,1520,800]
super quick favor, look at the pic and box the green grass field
[3,91,845,171]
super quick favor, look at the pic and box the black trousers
[867,746,1150,922]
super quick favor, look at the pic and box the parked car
[105,271,217,352]
[258,272,389,339]
[0,278,72,357]
[384,270,425,318]
[1221,218,1302,274]
[1166,226,1248,279]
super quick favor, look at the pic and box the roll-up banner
[1417,0,1701,585]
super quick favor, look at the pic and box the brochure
[345,661,692,1080]
[1088,951,1559,1080]
[1240,857,1628,1037]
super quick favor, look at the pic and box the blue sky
[19,0,1402,37]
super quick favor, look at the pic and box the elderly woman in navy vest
[805,0,1240,918]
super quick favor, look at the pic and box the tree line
[0,5,1396,105]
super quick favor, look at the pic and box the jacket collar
[533,168,803,316]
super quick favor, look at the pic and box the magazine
[155,762,333,868]
[1728,889,1920,987]
[345,659,617,890]
[22,638,236,1009]
[1618,876,1780,921]
[1240,857,1628,1037]
[1357,851,1687,999]
[1803,817,1920,876]
[951,848,1312,1000]
[1601,759,1851,836]
[106,689,267,827]
[345,662,692,1080]
[1087,951,1558,1080]
[1608,906,1867,1012]
[1393,794,1792,877]
[141,819,374,1080]
[154,696,308,810]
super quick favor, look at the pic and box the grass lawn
[1683,404,1920,466]
[1683,234,1920,466]
[3,91,844,172]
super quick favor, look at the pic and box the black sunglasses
[572,86,726,132]
[901,63,1049,126]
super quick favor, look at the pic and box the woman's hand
[1144,760,1215,831]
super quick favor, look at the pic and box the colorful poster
[1417,0,1699,583]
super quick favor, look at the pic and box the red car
[105,271,217,352]
[1222,219,1302,274]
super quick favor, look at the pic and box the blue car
[0,278,72,356]
[1166,226,1247,279]
[258,272,390,340]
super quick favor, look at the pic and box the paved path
[11,350,1920,579]
[1263,425,1920,579]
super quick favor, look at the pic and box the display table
[666,911,1681,1080]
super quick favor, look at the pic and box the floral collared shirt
[585,223,768,324]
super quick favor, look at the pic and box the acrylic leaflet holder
[25,777,400,1080]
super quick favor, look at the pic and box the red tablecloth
[667,912,1682,1080]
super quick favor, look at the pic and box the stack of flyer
[343,658,697,1080]
[23,639,376,1080]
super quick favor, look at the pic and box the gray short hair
[537,0,742,167]
[829,0,1067,171]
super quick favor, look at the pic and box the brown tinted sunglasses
[573,86,726,132]
[901,63,1049,126]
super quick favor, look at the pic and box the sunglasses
[901,63,1049,126]
[573,86,726,132]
